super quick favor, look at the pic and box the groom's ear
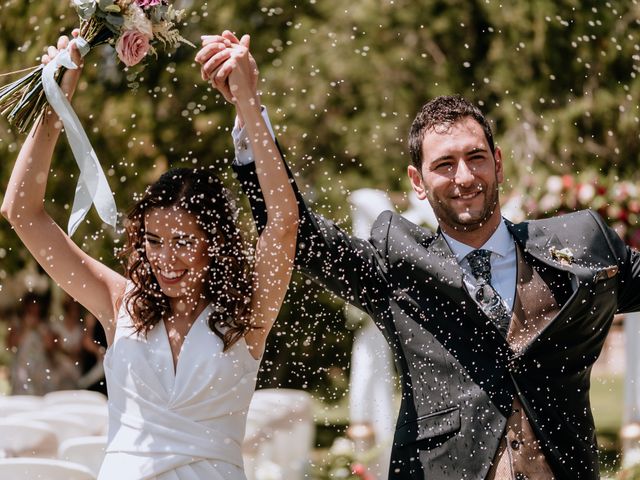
[407,165,428,200]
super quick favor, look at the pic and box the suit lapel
[505,219,597,350]
[412,220,592,339]
[424,220,587,281]
[422,232,464,289]
[506,219,593,285]
[420,232,503,333]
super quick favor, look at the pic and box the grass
[312,396,351,448]
[592,374,625,476]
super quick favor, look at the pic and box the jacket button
[511,439,521,450]
[515,474,528,480]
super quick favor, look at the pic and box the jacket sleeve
[613,242,640,314]
[232,158,390,315]
[619,247,640,312]
[589,210,640,313]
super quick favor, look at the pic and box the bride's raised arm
[196,34,299,359]
[1,32,126,341]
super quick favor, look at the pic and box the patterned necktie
[466,249,511,336]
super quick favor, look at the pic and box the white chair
[0,419,58,458]
[0,458,95,479]
[243,389,314,480]
[43,390,107,407]
[46,404,109,436]
[58,436,107,477]
[7,411,94,443]
[0,394,45,416]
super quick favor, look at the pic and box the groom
[197,35,640,479]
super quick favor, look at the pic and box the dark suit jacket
[234,162,640,479]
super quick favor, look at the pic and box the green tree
[1,0,639,399]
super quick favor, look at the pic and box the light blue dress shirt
[442,221,517,311]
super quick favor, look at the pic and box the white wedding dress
[98,301,260,479]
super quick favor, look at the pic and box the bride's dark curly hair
[120,167,256,351]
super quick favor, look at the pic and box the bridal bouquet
[0,0,192,236]
[0,0,192,134]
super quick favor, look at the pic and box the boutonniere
[550,246,574,266]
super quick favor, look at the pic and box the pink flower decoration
[116,30,151,67]
[136,0,162,7]
[351,463,374,479]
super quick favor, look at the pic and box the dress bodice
[99,301,260,479]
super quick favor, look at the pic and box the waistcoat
[486,245,558,480]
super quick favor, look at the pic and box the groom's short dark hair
[408,95,495,169]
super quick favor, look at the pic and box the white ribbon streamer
[41,37,117,236]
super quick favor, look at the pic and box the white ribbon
[41,37,117,236]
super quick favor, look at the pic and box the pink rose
[116,30,151,67]
[135,0,162,7]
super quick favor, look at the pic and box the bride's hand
[225,36,260,106]
[221,31,258,100]
[41,29,83,101]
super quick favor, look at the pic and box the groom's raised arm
[196,33,390,313]
[232,114,390,315]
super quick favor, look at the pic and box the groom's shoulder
[520,209,604,234]
[370,210,436,244]
[511,209,611,249]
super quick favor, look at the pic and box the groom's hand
[196,31,259,105]
[220,31,259,96]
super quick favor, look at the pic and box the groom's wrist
[232,105,273,166]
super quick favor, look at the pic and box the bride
[1,30,298,479]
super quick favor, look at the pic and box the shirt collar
[442,219,513,264]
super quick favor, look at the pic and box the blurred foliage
[1,0,639,399]
[311,436,376,480]
[591,374,624,474]
[620,463,640,480]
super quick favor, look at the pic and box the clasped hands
[195,30,260,107]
